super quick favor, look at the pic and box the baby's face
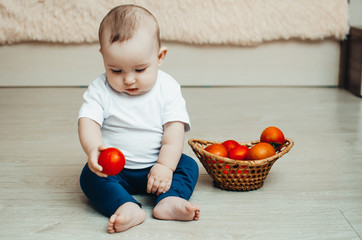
[100,28,165,96]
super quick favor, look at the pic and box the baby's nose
[123,75,136,85]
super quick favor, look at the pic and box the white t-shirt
[79,70,190,169]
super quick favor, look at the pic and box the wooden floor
[0,87,361,240]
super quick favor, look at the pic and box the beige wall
[0,40,340,87]
[162,40,340,87]
[350,0,362,26]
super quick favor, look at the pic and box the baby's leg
[153,154,200,221]
[80,163,146,232]
[108,202,146,233]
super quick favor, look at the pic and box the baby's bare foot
[153,196,200,221]
[108,202,146,233]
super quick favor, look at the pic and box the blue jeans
[79,154,199,217]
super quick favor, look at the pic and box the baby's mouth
[126,88,139,93]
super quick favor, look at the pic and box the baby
[78,4,200,233]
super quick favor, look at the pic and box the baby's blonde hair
[99,4,160,48]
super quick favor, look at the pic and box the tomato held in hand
[204,144,228,158]
[222,140,240,152]
[260,126,285,150]
[228,145,249,160]
[98,148,125,176]
[246,142,276,160]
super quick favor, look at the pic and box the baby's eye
[111,69,122,74]
[135,68,146,73]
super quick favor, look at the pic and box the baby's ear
[158,47,167,66]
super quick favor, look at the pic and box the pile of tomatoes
[204,126,286,161]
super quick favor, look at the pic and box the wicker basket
[188,138,294,191]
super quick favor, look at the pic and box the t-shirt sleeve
[78,78,107,126]
[162,79,191,132]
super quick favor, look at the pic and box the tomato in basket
[260,126,285,150]
[228,145,249,160]
[246,142,276,160]
[204,144,228,158]
[222,140,240,152]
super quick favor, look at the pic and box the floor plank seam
[339,210,362,240]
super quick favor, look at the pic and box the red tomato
[260,126,285,150]
[98,148,125,176]
[228,145,249,160]
[222,140,240,152]
[204,144,228,158]
[246,142,276,160]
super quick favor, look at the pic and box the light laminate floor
[0,87,361,240]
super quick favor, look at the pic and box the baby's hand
[147,163,173,196]
[88,145,108,178]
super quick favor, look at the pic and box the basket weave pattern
[188,138,294,191]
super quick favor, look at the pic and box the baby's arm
[147,121,185,196]
[78,117,108,177]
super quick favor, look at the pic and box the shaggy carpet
[0,0,349,46]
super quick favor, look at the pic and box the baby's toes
[108,214,117,233]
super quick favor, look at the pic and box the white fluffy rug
[0,0,349,46]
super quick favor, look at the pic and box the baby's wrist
[156,162,175,172]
